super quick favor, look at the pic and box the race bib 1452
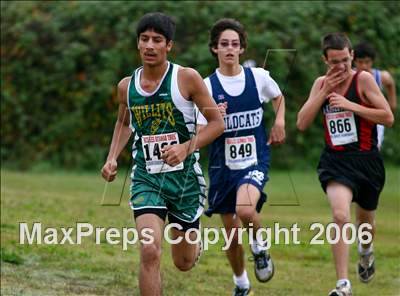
[141,132,184,174]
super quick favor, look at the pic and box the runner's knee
[236,205,256,223]
[173,255,195,272]
[141,243,161,267]
[332,209,350,225]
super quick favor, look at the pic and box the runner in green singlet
[101,12,224,296]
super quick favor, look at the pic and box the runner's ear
[166,40,173,52]
[212,46,218,55]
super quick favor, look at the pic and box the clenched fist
[101,159,118,182]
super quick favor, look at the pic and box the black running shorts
[317,149,385,211]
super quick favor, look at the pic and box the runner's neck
[142,61,169,81]
[140,61,169,93]
[218,64,242,77]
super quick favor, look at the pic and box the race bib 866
[326,111,358,146]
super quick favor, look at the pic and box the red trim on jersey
[355,71,375,151]
[359,102,374,151]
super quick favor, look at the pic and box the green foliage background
[1,1,399,170]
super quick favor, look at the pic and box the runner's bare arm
[297,65,350,131]
[328,72,394,127]
[182,68,224,152]
[297,76,326,131]
[268,95,286,145]
[101,77,133,181]
[161,68,224,166]
[381,70,397,112]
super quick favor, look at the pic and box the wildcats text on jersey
[224,107,263,132]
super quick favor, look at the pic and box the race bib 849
[225,135,258,170]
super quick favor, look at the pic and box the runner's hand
[101,159,118,182]
[328,92,354,111]
[322,67,347,94]
[217,102,228,117]
[268,121,285,145]
[161,143,189,166]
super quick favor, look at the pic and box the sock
[358,242,373,255]
[233,270,250,289]
[337,279,351,288]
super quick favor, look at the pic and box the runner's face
[138,30,172,66]
[354,57,373,72]
[213,29,243,66]
[324,48,353,76]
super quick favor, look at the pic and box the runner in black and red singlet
[297,33,394,296]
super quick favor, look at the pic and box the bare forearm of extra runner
[383,77,397,112]
[350,103,394,127]
[387,90,397,112]
[297,90,326,131]
[106,121,132,161]
[272,96,285,125]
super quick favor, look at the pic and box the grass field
[1,167,399,295]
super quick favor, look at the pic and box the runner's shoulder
[118,77,131,103]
